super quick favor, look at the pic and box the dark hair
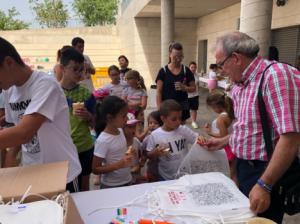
[148,110,163,126]
[95,96,127,136]
[168,42,183,64]
[169,42,183,53]
[206,91,235,120]
[60,48,84,66]
[160,99,182,117]
[0,37,25,66]
[125,70,146,90]
[71,37,84,47]
[108,65,120,74]
[189,61,197,67]
[118,55,129,63]
[56,45,72,62]
[268,46,279,61]
[209,64,218,70]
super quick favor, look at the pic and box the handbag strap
[257,62,276,160]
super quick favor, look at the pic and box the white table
[71,181,174,224]
[199,77,228,89]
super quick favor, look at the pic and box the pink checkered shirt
[230,56,300,161]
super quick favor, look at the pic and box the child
[0,37,81,192]
[188,61,200,129]
[208,64,218,92]
[122,70,148,111]
[141,110,163,182]
[60,48,96,191]
[92,96,134,189]
[146,99,200,181]
[203,91,236,183]
[134,106,147,142]
[123,112,142,183]
[95,65,127,99]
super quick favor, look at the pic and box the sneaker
[191,122,198,129]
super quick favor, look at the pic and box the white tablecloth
[71,181,174,224]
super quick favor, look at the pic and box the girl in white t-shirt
[141,110,163,182]
[122,70,148,111]
[203,91,237,183]
[92,96,134,188]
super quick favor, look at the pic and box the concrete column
[161,0,175,66]
[240,0,273,57]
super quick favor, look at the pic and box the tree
[73,0,118,26]
[0,7,29,30]
[29,0,69,28]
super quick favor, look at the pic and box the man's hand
[197,135,229,151]
[249,184,271,214]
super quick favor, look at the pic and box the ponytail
[224,94,235,121]
[206,90,235,121]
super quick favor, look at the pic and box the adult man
[200,32,300,223]
[72,37,96,92]
[0,37,82,192]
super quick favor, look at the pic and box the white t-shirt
[3,71,82,183]
[188,73,200,98]
[122,87,147,104]
[0,92,4,109]
[94,129,132,186]
[102,82,127,98]
[208,71,217,80]
[146,125,198,180]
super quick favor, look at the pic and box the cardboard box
[0,161,83,224]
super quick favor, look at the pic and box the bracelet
[257,178,272,193]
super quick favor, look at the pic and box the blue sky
[0,0,77,27]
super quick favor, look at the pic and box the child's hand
[120,154,134,168]
[203,123,211,133]
[197,136,227,151]
[155,144,170,157]
[74,107,92,121]
[126,146,137,158]
[197,136,209,146]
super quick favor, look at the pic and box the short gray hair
[216,32,260,58]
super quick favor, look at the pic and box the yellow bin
[91,67,110,90]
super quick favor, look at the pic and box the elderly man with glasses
[199,31,300,223]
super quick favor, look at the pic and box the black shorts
[78,147,94,176]
[182,110,190,121]
[188,96,199,110]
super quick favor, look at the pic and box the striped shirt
[230,56,300,161]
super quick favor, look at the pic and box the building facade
[117,0,300,85]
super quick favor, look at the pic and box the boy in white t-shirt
[0,37,82,192]
[146,99,200,180]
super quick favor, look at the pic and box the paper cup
[72,102,84,115]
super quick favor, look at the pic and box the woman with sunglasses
[155,42,196,122]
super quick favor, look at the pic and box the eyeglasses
[216,54,232,69]
[66,65,85,74]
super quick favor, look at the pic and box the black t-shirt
[155,65,195,102]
